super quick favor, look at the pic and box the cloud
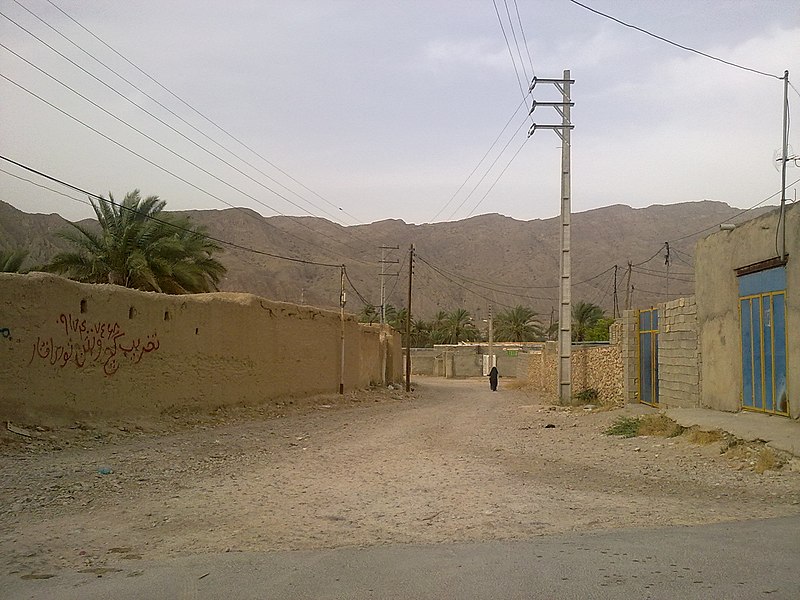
[422,38,513,73]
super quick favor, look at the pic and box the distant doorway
[638,308,659,406]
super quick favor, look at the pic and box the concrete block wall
[621,311,639,404]
[658,296,701,408]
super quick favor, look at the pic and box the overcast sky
[1,0,798,227]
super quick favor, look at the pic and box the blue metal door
[739,267,789,415]
[638,308,659,406]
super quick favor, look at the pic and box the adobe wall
[0,273,402,426]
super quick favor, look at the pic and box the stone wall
[0,273,403,426]
[526,339,623,405]
[658,297,701,408]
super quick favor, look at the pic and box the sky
[1,0,799,227]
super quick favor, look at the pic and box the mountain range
[0,199,775,320]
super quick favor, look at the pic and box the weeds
[605,414,684,438]
[637,414,685,438]
[604,416,641,438]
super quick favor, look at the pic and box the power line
[429,98,527,222]
[0,28,371,261]
[344,267,374,307]
[511,0,536,78]
[501,0,530,83]
[465,133,529,218]
[0,155,344,268]
[0,167,91,206]
[44,0,365,225]
[0,71,373,265]
[7,0,354,230]
[668,180,800,244]
[567,0,782,80]
[446,115,528,221]
[492,0,529,103]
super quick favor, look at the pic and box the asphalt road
[5,515,799,600]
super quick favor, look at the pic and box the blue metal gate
[638,308,659,406]
[739,267,789,415]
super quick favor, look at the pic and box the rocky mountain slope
[0,199,775,318]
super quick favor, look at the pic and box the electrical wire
[7,0,355,230]
[464,133,529,218]
[0,167,91,206]
[567,0,782,80]
[0,155,344,268]
[344,267,374,307]
[429,98,527,222]
[502,0,530,83]
[44,0,365,225]
[668,179,800,243]
[512,0,536,78]
[0,33,372,261]
[492,0,529,103]
[446,115,528,221]
[0,72,373,265]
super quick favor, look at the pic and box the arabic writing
[29,313,159,376]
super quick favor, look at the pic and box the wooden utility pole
[625,261,633,311]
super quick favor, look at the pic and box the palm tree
[440,308,479,344]
[358,303,379,324]
[1,248,28,273]
[572,301,605,342]
[494,305,544,342]
[47,190,226,294]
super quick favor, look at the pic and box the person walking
[488,366,499,391]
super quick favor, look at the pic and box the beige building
[695,203,798,419]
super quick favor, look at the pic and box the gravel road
[2,377,799,581]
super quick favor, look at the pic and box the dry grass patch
[637,414,685,438]
[686,428,725,445]
[754,447,784,473]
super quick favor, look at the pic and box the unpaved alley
[2,377,799,580]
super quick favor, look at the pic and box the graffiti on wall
[29,313,160,376]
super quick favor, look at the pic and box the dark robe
[489,366,499,391]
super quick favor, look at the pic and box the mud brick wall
[658,296,701,408]
[0,273,403,426]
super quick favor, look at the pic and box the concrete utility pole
[487,304,494,371]
[779,70,790,261]
[529,70,574,403]
[405,245,414,393]
[379,245,399,385]
[613,265,619,319]
[339,265,346,395]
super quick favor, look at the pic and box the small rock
[544,424,556,429]
[634,447,641,452]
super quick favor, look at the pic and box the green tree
[494,305,544,342]
[358,303,379,324]
[0,248,29,273]
[440,308,479,344]
[585,316,615,342]
[572,301,605,342]
[47,190,226,294]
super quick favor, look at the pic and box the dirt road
[2,377,799,580]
